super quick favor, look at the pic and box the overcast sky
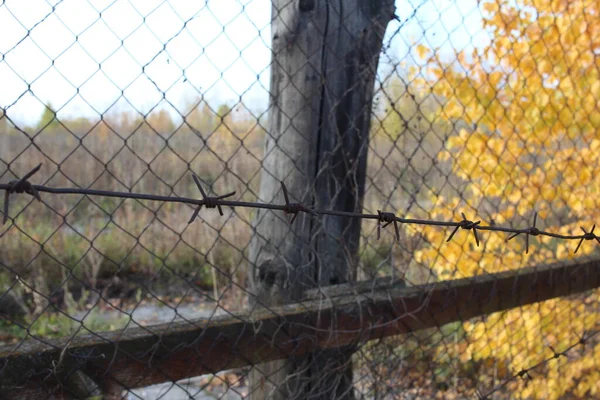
[0,0,487,126]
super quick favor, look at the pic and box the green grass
[0,300,129,343]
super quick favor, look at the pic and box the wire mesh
[1,0,600,399]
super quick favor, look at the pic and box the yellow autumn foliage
[408,0,600,397]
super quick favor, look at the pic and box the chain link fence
[1,0,600,399]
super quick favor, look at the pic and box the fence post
[248,1,395,398]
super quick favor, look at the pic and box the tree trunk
[248,0,394,399]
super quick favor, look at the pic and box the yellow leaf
[482,0,499,14]
[415,44,430,60]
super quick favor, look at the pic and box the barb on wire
[574,225,600,254]
[517,369,532,381]
[3,163,42,225]
[507,212,539,254]
[0,164,599,254]
[188,174,236,224]
[479,329,598,399]
[446,212,481,246]
[280,181,314,225]
[377,210,400,242]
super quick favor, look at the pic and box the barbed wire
[478,326,600,399]
[2,163,599,255]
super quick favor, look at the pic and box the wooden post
[248,0,395,398]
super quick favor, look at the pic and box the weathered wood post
[248,0,395,398]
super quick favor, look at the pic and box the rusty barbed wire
[477,327,600,399]
[1,163,598,255]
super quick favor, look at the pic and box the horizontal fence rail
[2,258,599,399]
